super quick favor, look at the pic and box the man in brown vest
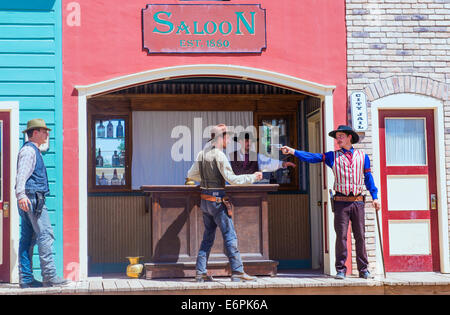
[187,124,263,282]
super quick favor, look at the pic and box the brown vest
[199,147,226,189]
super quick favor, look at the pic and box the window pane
[95,119,126,186]
[385,118,426,166]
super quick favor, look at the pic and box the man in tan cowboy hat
[15,119,70,288]
[187,124,263,282]
[281,125,380,280]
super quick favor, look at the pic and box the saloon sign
[142,4,267,53]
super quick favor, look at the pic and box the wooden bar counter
[140,184,279,279]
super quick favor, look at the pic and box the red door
[379,109,439,272]
[0,112,10,282]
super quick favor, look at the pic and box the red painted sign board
[142,4,267,54]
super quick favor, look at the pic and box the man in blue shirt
[281,125,380,279]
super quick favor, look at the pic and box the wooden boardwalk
[1,271,450,295]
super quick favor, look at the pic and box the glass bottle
[112,150,120,167]
[279,119,286,137]
[99,172,108,185]
[107,120,114,138]
[96,148,104,167]
[111,169,121,185]
[119,150,125,167]
[116,120,124,138]
[97,120,105,138]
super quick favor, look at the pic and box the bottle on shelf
[97,120,105,138]
[99,172,108,185]
[112,150,120,167]
[111,169,121,185]
[96,148,104,167]
[116,120,124,138]
[279,119,286,137]
[107,120,114,138]
[119,150,125,167]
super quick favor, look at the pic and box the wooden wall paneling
[268,194,311,261]
[88,193,311,267]
[88,196,151,264]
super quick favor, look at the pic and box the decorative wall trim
[363,76,449,102]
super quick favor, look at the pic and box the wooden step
[145,260,278,279]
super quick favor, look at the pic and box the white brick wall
[346,0,450,274]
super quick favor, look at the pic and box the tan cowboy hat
[208,124,233,142]
[22,118,51,134]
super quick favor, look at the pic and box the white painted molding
[75,64,336,97]
[371,93,449,274]
[75,64,336,279]
[0,101,20,283]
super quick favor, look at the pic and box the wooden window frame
[254,111,299,191]
[88,113,132,193]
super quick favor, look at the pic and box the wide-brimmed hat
[208,124,232,142]
[233,131,257,142]
[22,118,51,134]
[328,125,359,144]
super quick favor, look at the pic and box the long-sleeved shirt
[187,147,258,186]
[294,147,378,200]
[15,143,38,200]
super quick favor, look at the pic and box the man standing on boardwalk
[187,124,263,282]
[281,125,380,279]
[16,119,70,288]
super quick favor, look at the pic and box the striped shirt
[294,147,378,199]
[332,149,365,196]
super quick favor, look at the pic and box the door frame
[307,110,323,270]
[75,64,337,279]
[0,102,20,283]
[371,93,449,274]
[379,109,439,271]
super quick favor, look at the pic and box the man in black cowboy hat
[229,130,296,176]
[281,125,380,280]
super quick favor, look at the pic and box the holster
[34,191,46,216]
[222,196,234,218]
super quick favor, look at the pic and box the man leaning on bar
[187,124,263,283]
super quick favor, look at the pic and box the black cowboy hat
[328,125,360,144]
[233,131,257,142]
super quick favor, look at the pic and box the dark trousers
[334,200,368,274]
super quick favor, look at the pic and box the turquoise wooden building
[0,0,63,282]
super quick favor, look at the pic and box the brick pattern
[346,0,450,274]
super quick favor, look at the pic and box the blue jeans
[196,198,244,274]
[18,193,57,284]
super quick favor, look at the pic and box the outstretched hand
[282,161,296,168]
[280,146,295,155]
